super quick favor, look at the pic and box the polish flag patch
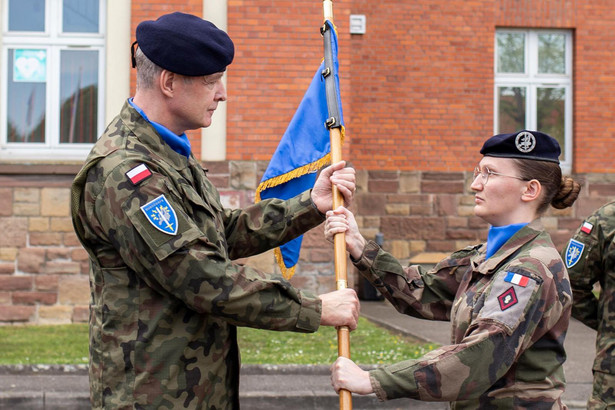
[581,221,593,234]
[126,164,152,185]
[503,272,529,287]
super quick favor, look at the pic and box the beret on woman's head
[480,130,561,164]
[133,12,234,76]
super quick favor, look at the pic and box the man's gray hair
[135,47,163,90]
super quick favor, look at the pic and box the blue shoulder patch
[564,239,585,268]
[141,194,178,235]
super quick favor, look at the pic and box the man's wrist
[309,189,327,217]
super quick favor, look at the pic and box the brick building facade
[1,0,615,324]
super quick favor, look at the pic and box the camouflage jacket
[562,201,615,408]
[353,220,571,409]
[70,101,325,409]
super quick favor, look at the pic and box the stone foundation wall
[0,163,613,324]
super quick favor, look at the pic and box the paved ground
[0,300,597,409]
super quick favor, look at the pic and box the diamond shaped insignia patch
[498,286,518,311]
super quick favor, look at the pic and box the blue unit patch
[564,239,585,268]
[141,195,178,235]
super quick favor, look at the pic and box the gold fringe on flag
[254,126,345,278]
[274,248,295,279]
[255,154,331,203]
[254,126,345,203]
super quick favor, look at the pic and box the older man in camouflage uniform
[563,201,615,409]
[71,12,359,409]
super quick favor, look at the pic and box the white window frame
[0,0,106,161]
[494,29,573,175]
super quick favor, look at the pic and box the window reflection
[537,87,565,158]
[7,49,47,143]
[63,0,99,33]
[497,33,525,73]
[60,51,99,144]
[8,0,45,32]
[538,34,565,74]
[498,87,526,133]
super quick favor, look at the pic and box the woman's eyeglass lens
[472,167,527,185]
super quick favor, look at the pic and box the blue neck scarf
[486,223,528,259]
[128,98,191,158]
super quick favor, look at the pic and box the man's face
[171,72,226,131]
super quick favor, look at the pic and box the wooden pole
[330,127,352,410]
[323,3,352,409]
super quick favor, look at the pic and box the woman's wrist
[349,236,366,260]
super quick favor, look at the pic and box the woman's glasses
[473,167,528,186]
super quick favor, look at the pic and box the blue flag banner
[255,20,344,279]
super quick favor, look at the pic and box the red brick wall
[124,0,615,173]
[346,0,494,172]
[226,0,353,161]
[226,0,615,174]
[566,2,615,173]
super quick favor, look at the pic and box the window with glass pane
[538,34,565,74]
[7,49,47,143]
[497,87,526,133]
[537,87,566,156]
[60,50,99,143]
[63,0,100,33]
[2,0,104,156]
[494,29,572,169]
[8,0,45,32]
[497,33,525,73]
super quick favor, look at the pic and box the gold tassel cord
[254,126,345,203]
[254,125,345,278]
[274,247,296,279]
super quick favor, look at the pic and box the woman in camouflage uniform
[563,202,615,409]
[326,130,581,409]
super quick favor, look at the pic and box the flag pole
[322,1,352,409]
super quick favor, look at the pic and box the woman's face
[471,157,530,226]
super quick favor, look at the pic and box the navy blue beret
[134,12,234,76]
[480,130,561,164]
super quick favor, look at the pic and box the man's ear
[521,179,542,203]
[159,70,175,97]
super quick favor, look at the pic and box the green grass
[0,318,438,366]
[238,317,438,365]
[0,324,89,365]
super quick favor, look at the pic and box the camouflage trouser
[587,371,615,410]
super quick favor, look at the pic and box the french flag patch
[504,272,529,287]
[126,164,152,185]
[581,221,593,234]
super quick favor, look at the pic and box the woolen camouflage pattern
[70,102,325,409]
[563,201,615,409]
[353,220,572,409]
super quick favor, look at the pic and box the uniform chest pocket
[451,278,485,335]
[171,180,222,219]
[167,180,228,252]
[124,194,204,262]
